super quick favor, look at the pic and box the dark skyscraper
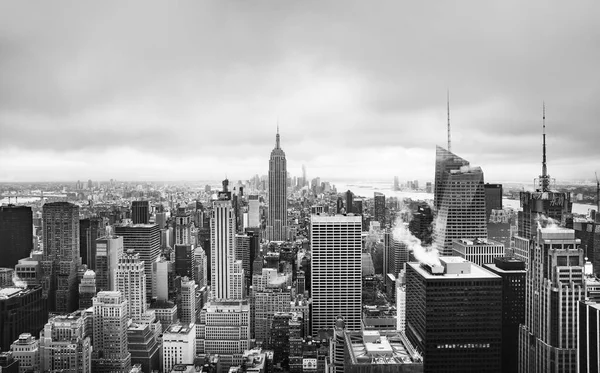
[0,205,33,269]
[41,202,81,313]
[345,190,354,214]
[267,128,288,241]
[406,258,502,373]
[484,183,503,221]
[79,217,103,270]
[131,201,150,225]
[374,192,386,227]
[483,257,526,373]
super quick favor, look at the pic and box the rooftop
[409,259,501,280]
[311,215,362,223]
[345,330,422,366]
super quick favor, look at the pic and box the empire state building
[267,128,288,241]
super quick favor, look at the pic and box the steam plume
[12,273,27,289]
[392,202,441,267]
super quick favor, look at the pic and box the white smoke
[12,273,27,289]
[392,201,441,267]
[535,214,560,230]
[268,273,290,287]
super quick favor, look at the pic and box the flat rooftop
[311,215,362,223]
[345,330,422,365]
[408,260,500,280]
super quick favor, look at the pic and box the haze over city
[1,1,599,183]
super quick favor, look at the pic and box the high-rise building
[518,227,584,373]
[9,333,40,373]
[254,284,291,344]
[95,232,123,292]
[116,250,150,323]
[433,165,488,256]
[162,323,196,373]
[211,189,243,300]
[78,270,97,309]
[179,277,196,324]
[345,190,354,214]
[114,223,160,299]
[483,257,526,373]
[127,322,161,373]
[0,285,47,352]
[374,192,386,227]
[311,215,362,333]
[579,300,600,373]
[41,202,81,313]
[405,258,502,373]
[131,201,150,225]
[248,195,261,228]
[452,238,505,266]
[267,129,288,241]
[79,217,103,270]
[197,300,250,371]
[433,146,470,211]
[39,312,92,373]
[175,244,196,282]
[235,233,251,283]
[92,291,131,373]
[175,208,192,245]
[195,247,208,289]
[0,205,33,269]
[409,203,434,245]
[383,229,408,277]
[484,184,503,220]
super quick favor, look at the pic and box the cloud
[0,1,599,182]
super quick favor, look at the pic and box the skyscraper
[92,291,131,373]
[175,208,192,245]
[0,205,33,269]
[41,202,81,313]
[131,201,150,225]
[95,232,123,292]
[248,195,261,228]
[116,250,149,323]
[518,227,584,373]
[79,217,103,270]
[267,128,288,241]
[39,312,92,373]
[114,223,160,299]
[433,146,470,211]
[311,215,362,333]
[405,258,502,373]
[433,165,488,256]
[211,187,244,300]
[78,270,97,309]
[345,190,354,214]
[374,192,386,227]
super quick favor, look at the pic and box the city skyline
[1,1,599,183]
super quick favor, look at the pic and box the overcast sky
[0,1,598,184]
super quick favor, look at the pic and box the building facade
[267,130,288,241]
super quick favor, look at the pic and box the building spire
[447,89,451,152]
[540,102,550,192]
[276,121,281,149]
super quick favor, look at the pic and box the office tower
[15,256,42,288]
[211,189,244,300]
[195,247,208,289]
[79,217,103,270]
[271,312,293,368]
[78,270,96,309]
[131,201,150,224]
[514,114,571,265]
[127,322,161,373]
[197,300,250,371]
[114,223,160,299]
[343,330,423,372]
[235,233,251,283]
[95,232,123,292]
[433,146,470,211]
[254,285,291,344]
[484,184,503,220]
[579,300,600,373]
[452,238,505,266]
[409,204,434,245]
[518,227,584,373]
[336,197,344,214]
[92,291,131,373]
[383,229,407,277]
[0,205,33,269]
[116,250,149,323]
[162,323,196,373]
[406,258,502,373]
[175,244,196,282]
[374,192,386,227]
[9,333,40,373]
[155,211,167,229]
[483,257,526,373]
[175,208,192,245]
[433,165,488,256]
[345,190,354,214]
[41,202,81,313]
[248,195,261,228]
[0,285,47,352]
[179,277,196,324]
[311,215,362,333]
[39,312,92,373]
[267,128,288,241]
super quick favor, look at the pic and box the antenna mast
[447,90,451,152]
[540,102,550,192]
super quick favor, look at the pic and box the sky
[1,1,599,184]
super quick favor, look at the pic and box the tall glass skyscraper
[0,205,33,269]
[267,129,287,241]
